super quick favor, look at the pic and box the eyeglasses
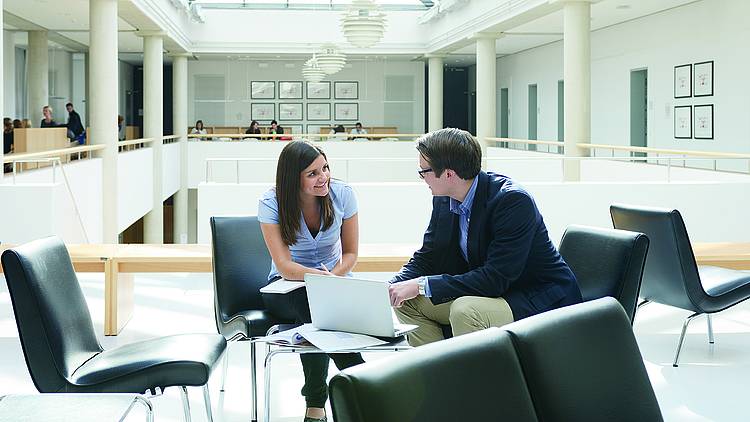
[417,168,434,179]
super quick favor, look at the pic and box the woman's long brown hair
[276,141,334,246]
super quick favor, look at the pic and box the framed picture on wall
[306,124,329,138]
[334,103,359,121]
[279,103,303,120]
[307,103,331,120]
[250,81,275,99]
[279,81,303,99]
[307,82,331,99]
[285,124,303,135]
[674,105,692,139]
[673,64,692,98]
[251,103,275,121]
[334,81,359,99]
[693,104,714,139]
[694,61,714,97]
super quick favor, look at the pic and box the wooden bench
[3,242,748,336]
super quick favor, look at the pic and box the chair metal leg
[251,341,258,422]
[202,385,214,422]
[220,345,230,392]
[673,312,701,367]
[264,349,282,422]
[706,314,715,344]
[180,386,192,422]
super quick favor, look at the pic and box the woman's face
[197,122,203,129]
[252,122,259,129]
[43,108,51,120]
[299,154,330,198]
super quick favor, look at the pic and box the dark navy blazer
[392,171,582,320]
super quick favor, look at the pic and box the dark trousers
[263,286,365,408]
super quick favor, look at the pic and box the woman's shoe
[303,417,327,422]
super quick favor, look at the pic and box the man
[268,120,284,140]
[388,128,582,346]
[66,103,85,143]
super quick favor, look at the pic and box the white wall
[117,148,154,232]
[187,58,425,135]
[162,142,180,200]
[496,0,750,162]
[72,53,87,125]
[4,30,16,119]
[48,50,72,123]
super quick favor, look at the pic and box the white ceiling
[1,0,703,64]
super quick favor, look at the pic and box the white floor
[0,272,748,421]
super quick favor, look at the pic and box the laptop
[304,274,418,338]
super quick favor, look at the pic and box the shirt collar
[450,176,478,216]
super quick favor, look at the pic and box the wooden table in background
[3,242,748,336]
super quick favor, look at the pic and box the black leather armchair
[611,204,750,366]
[1,237,226,422]
[329,297,662,422]
[559,224,649,323]
[210,216,293,421]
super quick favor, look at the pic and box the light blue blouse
[257,180,358,281]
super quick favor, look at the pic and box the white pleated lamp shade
[316,44,347,75]
[302,57,326,83]
[341,0,387,48]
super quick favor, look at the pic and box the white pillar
[90,0,119,243]
[427,55,444,132]
[172,54,189,244]
[4,29,15,120]
[141,33,164,244]
[561,0,591,181]
[27,31,48,128]
[475,35,497,164]
[0,7,4,179]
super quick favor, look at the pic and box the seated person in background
[328,124,347,141]
[191,119,208,137]
[21,119,31,129]
[117,115,126,141]
[350,122,368,141]
[244,120,261,139]
[388,128,583,347]
[259,140,364,422]
[65,103,85,143]
[13,119,22,129]
[3,119,13,173]
[268,120,284,140]
[40,106,63,128]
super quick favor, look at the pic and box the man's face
[356,124,362,130]
[66,105,73,113]
[418,154,448,196]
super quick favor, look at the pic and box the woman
[245,120,261,139]
[328,124,347,141]
[258,141,363,422]
[40,106,61,128]
[191,120,207,135]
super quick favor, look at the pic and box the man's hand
[388,280,420,307]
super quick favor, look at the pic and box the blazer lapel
[467,172,489,268]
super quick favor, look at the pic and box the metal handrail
[2,144,105,164]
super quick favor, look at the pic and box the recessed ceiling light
[616,4,631,10]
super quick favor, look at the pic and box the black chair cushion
[696,266,750,312]
[504,298,663,422]
[329,328,538,422]
[68,333,225,393]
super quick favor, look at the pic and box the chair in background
[559,224,649,323]
[329,297,662,422]
[210,216,293,421]
[611,204,750,366]
[1,237,226,422]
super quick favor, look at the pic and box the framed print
[674,105,692,139]
[307,82,331,99]
[251,103,275,121]
[694,61,714,97]
[279,103,303,121]
[334,81,359,99]
[250,81,275,99]
[285,124,303,135]
[674,64,691,98]
[693,104,714,139]
[307,103,331,120]
[334,103,359,121]
[279,81,303,99]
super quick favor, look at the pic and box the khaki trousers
[395,295,514,347]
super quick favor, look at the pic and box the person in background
[117,115,126,141]
[268,120,284,140]
[65,103,85,143]
[40,106,62,128]
[22,119,31,129]
[3,119,13,173]
[191,120,208,136]
[350,122,368,141]
[328,124,346,141]
[259,141,364,422]
[244,120,261,140]
[12,119,22,129]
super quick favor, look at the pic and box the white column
[90,0,119,243]
[172,54,189,244]
[27,31,48,128]
[427,55,444,132]
[4,29,15,120]
[141,33,164,244]
[0,7,4,179]
[561,0,591,181]
[475,35,497,163]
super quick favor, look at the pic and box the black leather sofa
[329,297,663,422]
